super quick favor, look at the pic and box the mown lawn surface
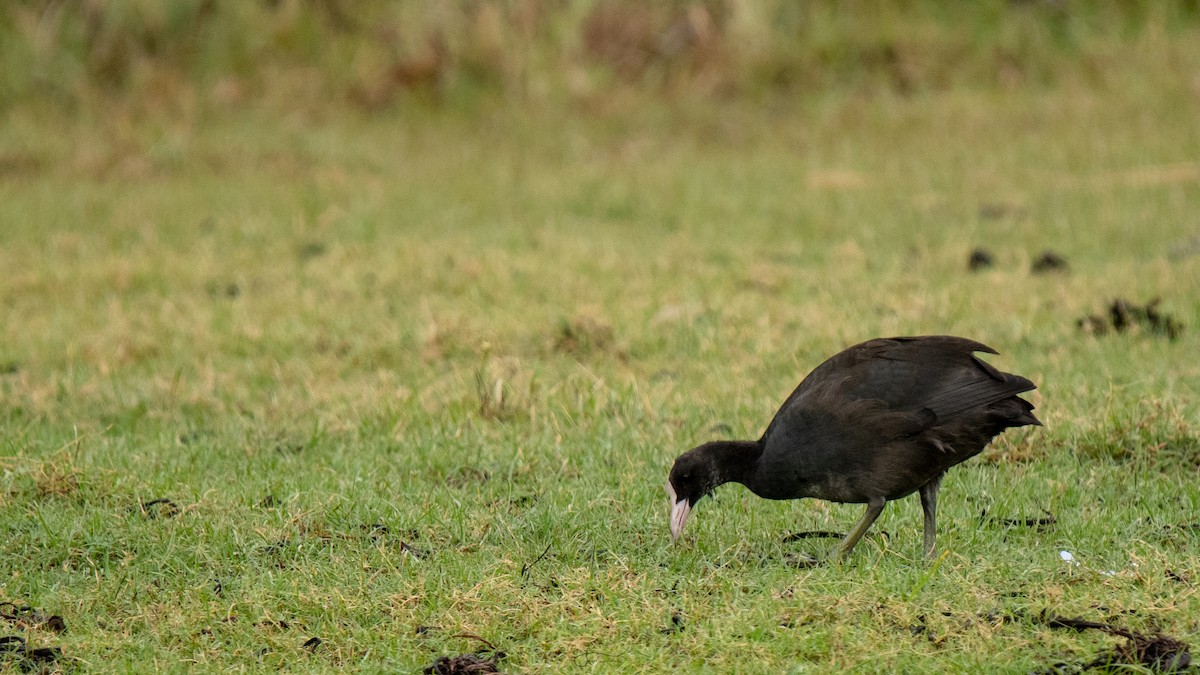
[1,68,1198,672]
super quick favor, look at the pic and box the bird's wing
[858,337,1035,423]
[762,336,1034,442]
[921,359,1036,421]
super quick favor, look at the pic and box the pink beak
[667,481,691,542]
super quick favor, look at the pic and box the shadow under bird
[666,336,1041,560]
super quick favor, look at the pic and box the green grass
[3,22,1200,673]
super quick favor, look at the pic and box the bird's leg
[919,473,944,558]
[832,497,886,560]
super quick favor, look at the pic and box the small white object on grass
[1059,550,1079,565]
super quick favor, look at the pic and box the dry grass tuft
[552,314,618,358]
[33,462,81,499]
[474,354,534,421]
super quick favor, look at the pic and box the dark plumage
[667,336,1041,560]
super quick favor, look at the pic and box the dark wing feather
[922,371,1035,421]
[762,336,1033,442]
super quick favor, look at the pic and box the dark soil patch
[356,523,428,557]
[660,610,685,634]
[508,494,538,509]
[138,498,180,519]
[1077,298,1183,340]
[980,509,1057,532]
[1031,250,1069,273]
[424,652,505,674]
[362,522,391,540]
[177,430,207,445]
[301,636,322,652]
[964,609,1192,673]
[906,607,1191,672]
[0,604,65,633]
[1166,570,1191,584]
[275,441,307,454]
[423,635,506,675]
[0,635,62,671]
[906,615,928,637]
[967,247,995,271]
[487,494,540,513]
[401,541,429,559]
[205,280,241,298]
[1033,614,1191,673]
[259,539,301,568]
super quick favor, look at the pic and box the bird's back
[753,336,1039,502]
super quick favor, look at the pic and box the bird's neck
[707,439,764,489]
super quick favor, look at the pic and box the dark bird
[667,336,1041,560]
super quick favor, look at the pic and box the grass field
[2,4,1200,673]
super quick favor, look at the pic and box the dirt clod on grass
[139,498,180,518]
[423,652,505,675]
[0,603,65,634]
[400,541,429,559]
[658,610,686,634]
[356,523,427,556]
[1077,298,1183,340]
[296,241,327,260]
[1165,569,1191,584]
[1031,250,1069,273]
[971,609,1192,674]
[967,247,995,271]
[424,635,506,674]
[1035,615,1191,674]
[361,522,393,542]
[980,509,1057,532]
[0,635,63,670]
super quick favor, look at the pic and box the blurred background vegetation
[4,0,1200,117]
[2,5,1199,671]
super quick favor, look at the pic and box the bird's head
[666,444,722,542]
